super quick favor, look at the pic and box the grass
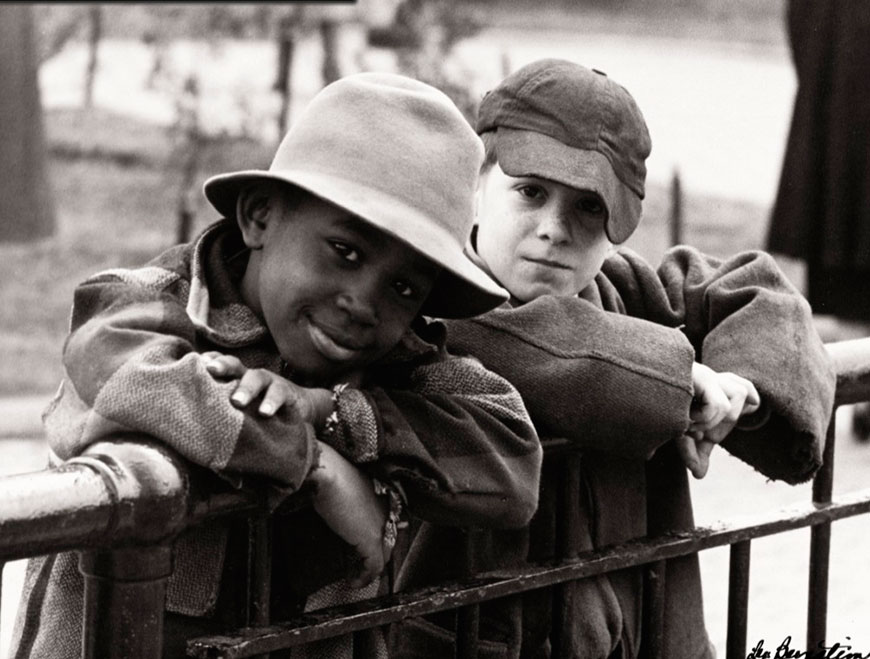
[0,101,770,397]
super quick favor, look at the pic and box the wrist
[310,388,335,428]
[310,440,338,487]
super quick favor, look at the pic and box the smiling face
[239,185,440,384]
[475,163,613,302]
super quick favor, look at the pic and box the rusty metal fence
[2,337,869,659]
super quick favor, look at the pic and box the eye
[517,184,545,201]
[577,196,605,215]
[329,240,360,262]
[393,279,416,298]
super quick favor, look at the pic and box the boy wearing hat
[392,59,835,658]
[10,73,542,659]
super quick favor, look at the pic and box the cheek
[479,221,523,268]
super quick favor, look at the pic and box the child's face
[475,164,612,301]
[244,193,440,384]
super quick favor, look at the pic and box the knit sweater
[392,244,836,659]
[9,220,542,659]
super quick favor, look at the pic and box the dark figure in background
[767,0,870,439]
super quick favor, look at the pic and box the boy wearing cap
[10,73,541,659]
[392,59,835,658]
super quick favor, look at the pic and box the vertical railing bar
[640,559,666,659]
[551,452,583,657]
[80,546,173,659]
[352,629,370,659]
[725,540,752,659]
[455,604,480,659]
[808,414,837,652]
[248,515,273,659]
[813,415,837,504]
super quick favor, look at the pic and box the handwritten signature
[748,636,870,659]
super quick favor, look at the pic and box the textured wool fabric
[393,244,835,659]
[9,219,542,659]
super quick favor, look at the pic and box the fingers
[691,364,762,440]
[694,439,715,479]
[676,432,715,480]
[676,433,702,478]
[258,378,298,417]
[202,352,245,378]
[720,372,761,416]
[690,363,731,430]
[230,369,273,409]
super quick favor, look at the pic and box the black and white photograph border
[2,2,869,658]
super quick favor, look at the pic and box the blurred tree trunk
[274,12,297,138]
[83,4,102,108]
[0,5,56,242]
[320,20,341,85]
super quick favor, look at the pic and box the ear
[236,183,279,249]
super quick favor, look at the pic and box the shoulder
[68,243,194,332]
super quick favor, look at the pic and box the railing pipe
[725,540,751,659]
[456,604,480,659]
[807,417,837,652]
[827,338,870,405]
[640,560,666,659]
[0,438,262,561]
[80,545,174,659]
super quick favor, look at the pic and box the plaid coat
[393,245,836,659]
[10,219,541,659]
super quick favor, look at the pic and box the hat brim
[494,128,643,244]
[203,170,508,319]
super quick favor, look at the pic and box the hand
[679,363,761,479]
[201,351,332,425]
[308,441,391,587]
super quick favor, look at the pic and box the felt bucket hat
[203,72,508,318]
[477,59,652,244]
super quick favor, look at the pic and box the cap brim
[203,170,508,319]
[495,128,642,244]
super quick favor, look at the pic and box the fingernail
[260,402,274,416]
[232,391,248,406]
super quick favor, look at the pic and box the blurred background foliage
[0,0,786,395]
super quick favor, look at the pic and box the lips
[307,320,369,362]
[523,256,572,270]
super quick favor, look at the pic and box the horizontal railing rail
[0,337,868,658]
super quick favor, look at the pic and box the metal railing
[1,338,869,659]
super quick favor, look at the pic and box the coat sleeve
[43,273,319,499]
[323,348,543,530]
[601,245,837,483]
[444,296,696,461]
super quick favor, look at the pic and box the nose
[535,209,571,244]
[335,280,378,327]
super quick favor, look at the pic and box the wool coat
[767,0,870,319]
[9,219,542,659]
[391,245,836,659]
